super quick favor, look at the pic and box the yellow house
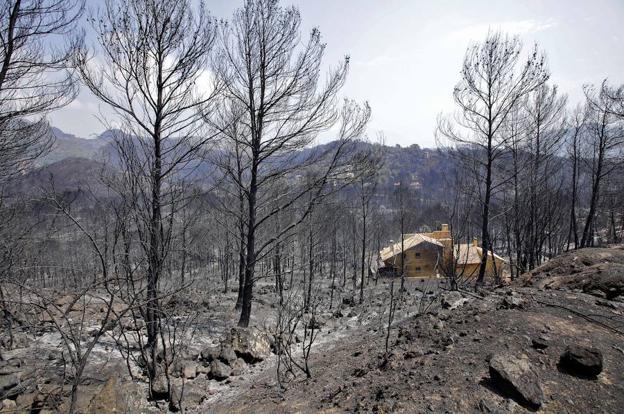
[379,233,444,278]
[450,238,507,279]
[379,224,506,279]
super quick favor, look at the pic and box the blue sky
[50,0,624,147]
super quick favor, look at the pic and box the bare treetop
[443,31,549,151]
[213,0,355,152]
[77,0,218,141]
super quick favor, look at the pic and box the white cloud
[447,18,558,43]
[66,98,99,112]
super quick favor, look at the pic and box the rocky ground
[210,287,623,413]
[0,272,440,413]
[1,247,623,413]
[518,246,624,300]
[212,248,624,413]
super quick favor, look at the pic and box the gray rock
[223,327,271,363]
[559,345,603,378]
[0,373,19,393]
[229,358,246,376]
[441,291,469,310]
[499,293,524,309]
[200,346,220,362]
[531,336,550,350]
[489,353,543,409]
[151,374,169,399]
[196,364,211,375]
[182,362,198,379]
[219,346,237,365]
[210,360,231,381]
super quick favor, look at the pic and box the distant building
[379,224,506,279]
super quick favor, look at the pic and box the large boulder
[499,291,525,309]
[489,353,544,410]
[200,346,220,362]
[182,362,198,379]
[223,327,271,363]
[559,345,603,378]
[0,373,20,394]
[209,360,231,381]
[1,399,16,411]
[151,373,169,400]
[219,346,238,365]
[441,291,469,310]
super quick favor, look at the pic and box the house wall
[384,245,441,278]
[426,225,453,267]
[457,258,506,279]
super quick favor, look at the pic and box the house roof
[455,243,506,265]
[380,233,443,262]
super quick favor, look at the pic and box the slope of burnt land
[519,246,624,301]
[215,258,624,413]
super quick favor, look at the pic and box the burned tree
[354,145,382,304]
[208,0,370,327]
[0,0,83,180]
[504,83,568,272]
[580,84,624,247]
[565,105,586,251]
[0,0,84,370]
[438,31,549,287]
[75,0,219,398]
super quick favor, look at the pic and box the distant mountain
[304,140,454,203]
[38,128,109,165]
[20,127,455,206]
[6,157,112,199]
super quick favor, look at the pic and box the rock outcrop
[559,345,603,378]
[210,360,232,381]
[223,327,271,363]
[489,353,544,409]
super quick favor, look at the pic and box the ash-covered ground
[1,247,623,413]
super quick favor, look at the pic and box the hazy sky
[49,0,624,147]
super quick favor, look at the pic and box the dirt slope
[214,268,624,413]
[518,247,624,300]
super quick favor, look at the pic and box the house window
[414,252,421,257]
[415,267,421,272]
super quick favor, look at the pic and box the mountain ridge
[19,126,452,203]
